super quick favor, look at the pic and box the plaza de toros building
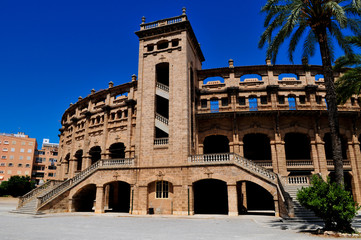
[16,11,361,217]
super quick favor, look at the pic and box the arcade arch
[203,135,230,154]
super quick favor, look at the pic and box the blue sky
[0,0,355,147]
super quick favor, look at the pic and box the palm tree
[259,0,361,185]
[335,36,361,104]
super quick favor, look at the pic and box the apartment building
[0,133,37,183]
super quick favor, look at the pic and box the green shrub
[297,175,359,233]
[0,176,36,197]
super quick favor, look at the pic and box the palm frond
[335,67,361,104]
[288,24,308,63]
[302,29,317,61]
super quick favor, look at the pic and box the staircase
[283,177,322,222]
[12,180,62,214]
[13,158,135,215]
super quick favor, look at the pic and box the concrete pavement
[0,197,355,240]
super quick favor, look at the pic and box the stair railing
[18,180,63,209]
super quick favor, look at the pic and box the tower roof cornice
[135,15,205,62]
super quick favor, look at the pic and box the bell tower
[135,9,204,166]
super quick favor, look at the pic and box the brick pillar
[133,185,148,215]
[188,185,194,215]
[104,184,110,210]
[95,185,105,213]
[270,140,279,174]
[82,156,91,170]
[348,138,361,203]
[241,182,247,211]
[315,134,328,179]
[310,140,320,174]
[227,184,238,216]
[198,144,204,155]
[273,134,288,176]
[68,159,77,178]
[352,135,361,204]
[239,141,244,157]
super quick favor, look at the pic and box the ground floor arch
[72,184,96,212]
[193,179,228,214]
[104,181,131,213]
[237,181,275,215]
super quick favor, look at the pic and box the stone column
[227,184,238,216]
[95,185,105,213]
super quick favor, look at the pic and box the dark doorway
[193,179,228,214]
[72,184,96,212]
[203,135,230,154]
[89,146,101,164]
[243,134,271,160]
[156,62,169,86]
[109,143,125,159]
[106,181,131,212]
[74,150,83,171]
[285,133,311,159]
[238,181,274,215]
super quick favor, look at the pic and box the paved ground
[0,197,358,240]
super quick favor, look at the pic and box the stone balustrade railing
[188,153,277,182]
[37,158,135,209]
[18,180,63,208]
[154,138,169,145]
[283,175,310,185]
[155,113,169,125]
[327,160,351,166]
[286,160,313,166]
[156,82,169,92]
[253,160,272,167]
[103,158,134,166]
[140,15,186,30]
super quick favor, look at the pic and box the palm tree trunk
[316,29,344,185]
